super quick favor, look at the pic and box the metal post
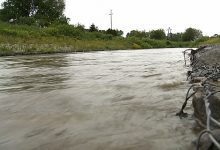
[30,0,34,16]
[167,27,172,39]
[109,10,113,29]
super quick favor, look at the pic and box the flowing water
[0,48,197,150]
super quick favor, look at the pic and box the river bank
[0,22,220,56]
[0,22,192,56]
[0,37,130,56]
[0,35,190,56]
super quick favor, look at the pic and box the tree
[75,23,85,31]
[106,29,123,36]
[89,23,98,32]
[149,29,166,40]
[126,30,149,39]
[170,33,183,41]
[0,0,66,25]
[0,0,31,21]
[182,27,203,41]
[34,0,65,23]
[212,34,219,38]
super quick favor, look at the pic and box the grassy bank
[0,35,131,56]
[0,21,217,56]
[193,37,220,47]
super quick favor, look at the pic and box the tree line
[0,0,215,42]
[126,28,203,42]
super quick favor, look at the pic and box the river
[0,48,196,150]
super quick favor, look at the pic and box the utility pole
[109,10,113,29]
[30,0,34,16]
[167,27,172,39]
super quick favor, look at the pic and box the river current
[0,48,196,150]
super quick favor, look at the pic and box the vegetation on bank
[0,21,220,56]
[0,21,192,56]
[0,0,220,56]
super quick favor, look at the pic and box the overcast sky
[1,0,219,36]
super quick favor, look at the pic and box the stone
[196,129,220,150]
[184,45,220,150]
[192,90,220,129]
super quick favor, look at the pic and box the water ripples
[0,49,196,150]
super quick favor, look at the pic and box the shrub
[132,43,142,49]
[44,25,82,38]
[149,29,166,40]
[17,17,36,26]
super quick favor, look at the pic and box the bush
[0,28,18,36]
[142,38,166,48]
[140,42,152,49]
[182,28,203,41]
[44,25,82,38]
[150,29,166,40]
[132,43,141,49]
[195,36,210,43]
[83,32,113,40]
[17,17,36,26]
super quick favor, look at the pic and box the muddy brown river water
[0,48,197,150]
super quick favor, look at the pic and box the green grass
[1,21,217,56]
